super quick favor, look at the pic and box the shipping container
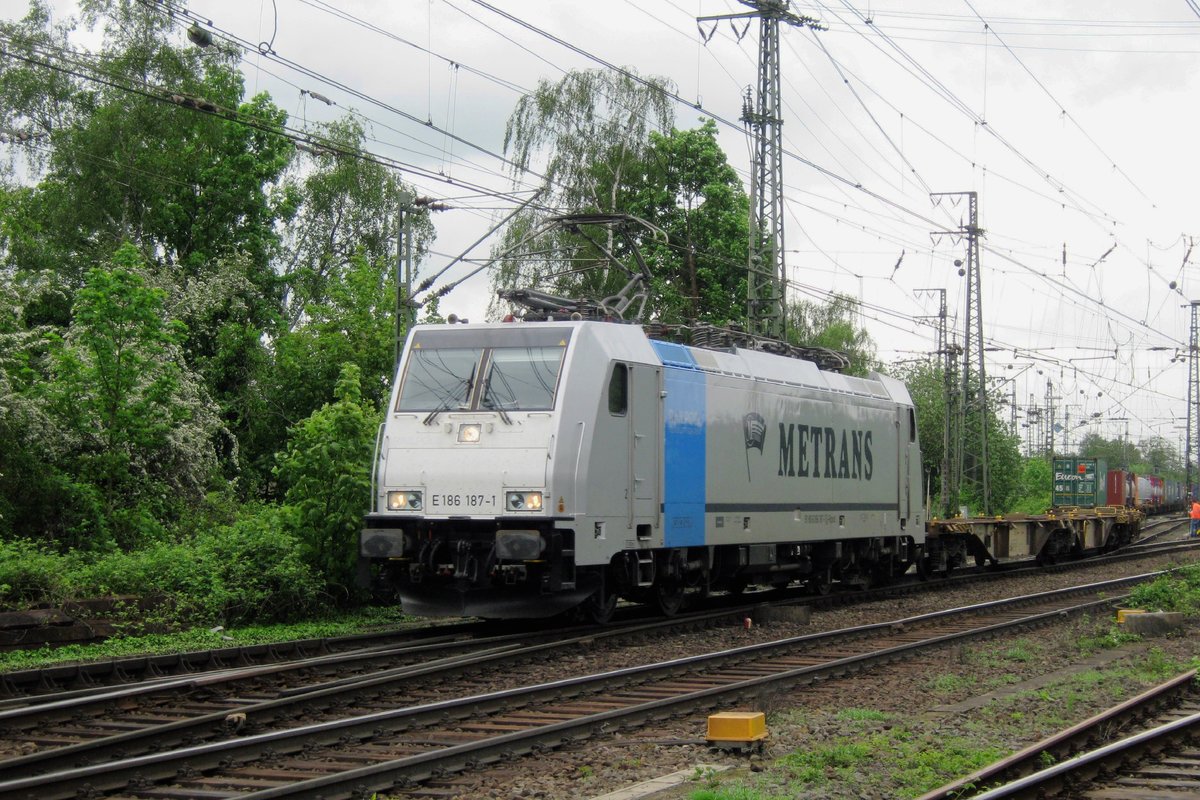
[1053,457,1107,507]
[1135,474,1154,508]
[1107,469,1134,507]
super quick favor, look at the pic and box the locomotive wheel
[654,582,685,616]
[916,556,930,581]
[583,585,617,625]
[807,570,832,596]
[727,576,750,596]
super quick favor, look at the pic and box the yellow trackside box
[1117,608,1146,624]
[707,712,768,743]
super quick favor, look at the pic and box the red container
[1106,469,1132,507]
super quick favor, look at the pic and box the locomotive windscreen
[396,327,571,412]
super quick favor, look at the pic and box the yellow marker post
[706,712,768,745]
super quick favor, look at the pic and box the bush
[1,510,325,627]
[1126,564,1200,616]
[0,539,70,608]
[188,507,324,624]
[275,363,377,596]
[70,541,197,599]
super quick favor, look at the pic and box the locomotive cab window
[608,363,628,415]
[908,408,916,442]
[396,329,570,412]
[396,347,482,411]
[481,347,563,410]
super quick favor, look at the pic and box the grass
[0,605,415,673]
[698,729,1005,799]
[982,673,1023,691]
[928,672,972,694]
[689,619,1200,800]
[1125,563,1200,615]
[690,787,791,800]
[1077,625,1141,654]
[971,645,1193,738]
[963,638,1044,668]
[836,707,888,722]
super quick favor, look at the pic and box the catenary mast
[699,1,823,340]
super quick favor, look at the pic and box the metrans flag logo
[743,412,766,481]
[743,413,877,484]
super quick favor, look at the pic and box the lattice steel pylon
[932,191,989,515]
[1188,301,1200,496]
[945,337,962,516]
[699,1,823,340]
[919,288,958,516]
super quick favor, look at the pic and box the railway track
[4,529,1196,704]
[921,669,1200,799]
[0,607,753,772]
[0,618,492,695]
[0,573,1161,800]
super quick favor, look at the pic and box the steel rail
[918,669,1199,799]
[4,530,1195,703]
[0,620,487,698]
[238,591,1146,799]
[0,575,1151,800]
[3,538,1196,762]
[968,695,1200,799]
[0,607,748,779]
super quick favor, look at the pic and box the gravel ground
[395,548,1200,800]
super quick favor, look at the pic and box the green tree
[983,424,1024,514]
[274,363,378,596]
[504,67,674,214]
[491,67,675,313]
[1,1,297,500]
[1077,432,1139,470]
[1137,436,1183,479]
[786,294,878,376]
[616,119,749,324]
[1010,457,1052,514]
[893,360,1024,516]
[238,117,436,494]
[0,270,77,541]
[0,2,79,175]
[899,360,948,509]
[268,253,396,443]
[47,244,223,548]
[2,2,296,288]
[281,117,431,323]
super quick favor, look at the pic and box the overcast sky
[20,0,1200,457]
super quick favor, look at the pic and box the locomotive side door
[897,406,913,522]
[630,364,661,530]
[599,362,634,530]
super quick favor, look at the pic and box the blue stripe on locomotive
[651,341,707,547]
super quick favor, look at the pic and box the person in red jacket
[1191,498,1200,538]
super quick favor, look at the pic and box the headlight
[506,491,543,511]
[387,491,423,511]
[457,423,482,443]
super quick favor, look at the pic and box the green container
[1052,457,1107,507]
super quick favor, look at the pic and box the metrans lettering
[777,423,874,480]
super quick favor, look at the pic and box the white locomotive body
[360,319,923,619]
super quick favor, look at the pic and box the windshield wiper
[480,369,516,425]
[481,391,512,425]
[423,363,476,426]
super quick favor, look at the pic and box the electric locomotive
[359,318,924,621]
